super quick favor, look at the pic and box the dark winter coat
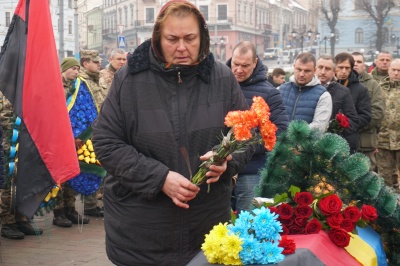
[226,56,288,175]
[267,75,281,88]
[338,70,372,152]
[325,81,359,147]
[92,38,254,265]
[358,71,385,151]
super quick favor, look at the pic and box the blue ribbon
[357,226,388,266]
[11,129,18,143]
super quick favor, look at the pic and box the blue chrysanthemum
[69,84,97,138]
[251,207,282,242]
[68,172,102,195]
[257,241,285,264]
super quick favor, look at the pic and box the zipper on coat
[291,87,302,120]
[177,71,182,83]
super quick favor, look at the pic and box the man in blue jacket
[278,52,332,132]
[227,41,288,213]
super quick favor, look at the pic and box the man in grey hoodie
[278,52,332,132]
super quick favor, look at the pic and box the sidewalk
[0,199,113,266]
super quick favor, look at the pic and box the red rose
[278,236,296,254]
[361,205,378,222]
[279,218,294,227]
[294,192,314,206]
[343,206,361,222]
[304,218,322,234]
[294,205,313,218]
[341,219,356,232]
[318,195,343,216]
[326,213,343,228]
[328,228,351,247]
[336,113,350,128]
[268,206,278,214]
[294,217,308,227]
[289,225,303,235]
[278,203,294,220]
[281,225,290,235]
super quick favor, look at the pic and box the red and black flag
[0,0,79,217]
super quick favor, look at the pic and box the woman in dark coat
[91,1,253,265]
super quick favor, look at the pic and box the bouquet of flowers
[258,186,378,247]
[191,96,277,185]
[202,207,288,265]
[327,112,350,134]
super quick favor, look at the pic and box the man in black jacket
[316,55,359,148]
[335,53,372,153]
[226,41,288,213]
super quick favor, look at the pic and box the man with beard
[226,41,288,213]
[335,52,371,153]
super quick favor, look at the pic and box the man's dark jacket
[338,70,372,152]
[226,56,288,175]
[325,81,359,148]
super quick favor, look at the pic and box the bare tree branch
[361,0,395,52]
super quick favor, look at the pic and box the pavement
[0,199,113,266]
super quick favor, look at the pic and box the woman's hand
[200,151,232,184]
[162,171,200,209]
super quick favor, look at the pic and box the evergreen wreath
[255,120,400,265]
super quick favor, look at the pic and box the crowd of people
[0,0,399,265]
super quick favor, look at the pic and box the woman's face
[160,13,200,65]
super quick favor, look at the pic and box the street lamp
[220,37,226,61]
[330,31,336,56]
[291,29,314,53]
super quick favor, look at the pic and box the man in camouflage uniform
[371,52,392,83]
[79,50,107,107]
[100,48,127,91]
[352,52,385,172]
[52,57,91,227]
[79,50,106,216]
[377,59,400,192]
[0,92,43,239]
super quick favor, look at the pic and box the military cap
[80,50,101,62]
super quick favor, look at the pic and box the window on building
[243,6,246,22]
[68,20,72,34]
[146,8,155,24]
[218,5,227,21]
[355,28,363,44]
[199,5,208,21]
[119,8,122,25]
[238,4,240,21]
[6,12,11,27]
[249,6,252,24]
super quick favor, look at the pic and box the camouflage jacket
[62,76,72,97]
[78,68,107,108]
[371,68,389,84]
[99,64,116,91]
[358,71,385,151]
[377,78,400,150]
[0,92,15,152]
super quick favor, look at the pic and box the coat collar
[127,39,215,83]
